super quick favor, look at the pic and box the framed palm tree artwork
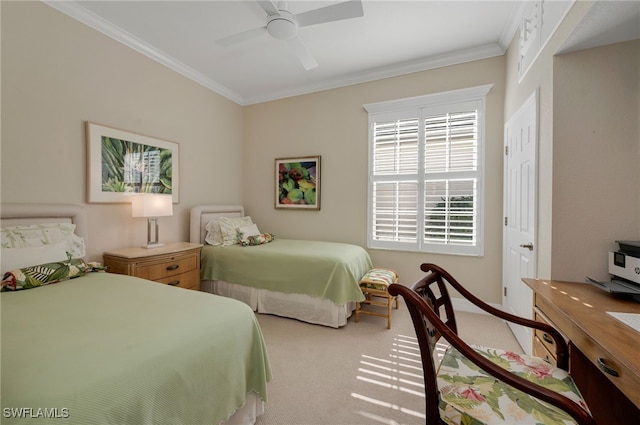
[86,122,179,203]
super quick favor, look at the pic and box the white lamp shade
[131,194,173,218]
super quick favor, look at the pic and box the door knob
[520,243,534,251]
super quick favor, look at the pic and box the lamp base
[141,242,165,249]
[143,217,165,249]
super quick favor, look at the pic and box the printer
[586,241,640,300]
[609,241,640,285]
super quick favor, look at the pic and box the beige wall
[3,1,638,304]
[504,0,640,281]
[551,40,640,281]
[243,57,506,302]
[504,1,591,279]
[1,1,244,261]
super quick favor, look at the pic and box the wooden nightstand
[103,242,203,291]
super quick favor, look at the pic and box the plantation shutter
[424,110,478,247]
[371,116,420,246]
[365,84,489,256]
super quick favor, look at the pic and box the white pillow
[204,219,224,246]
[237,223,261,245]
[218,216,253,246]
[1,223,85,259]
[1,242,68,274]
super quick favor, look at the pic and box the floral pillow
[241,232,275,247]
[235,223,275,246]
[1,223,86,259]
[1,256,106,291]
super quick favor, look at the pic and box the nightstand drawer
[156,269,199,290]
[134,254,198,281]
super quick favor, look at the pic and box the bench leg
[387,296,392,329]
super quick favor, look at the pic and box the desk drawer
[534,294,573,337]
[533,312,555,363]
[533,309,566,365]
[533,335,555,364]
[574,333,640,406]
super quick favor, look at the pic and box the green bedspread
[1,272,271,425]
[201,239,373,305]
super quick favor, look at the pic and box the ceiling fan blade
[295,0,363,27]
[216,26,268,47]
[257,0,280,17]
[288,36,318,70]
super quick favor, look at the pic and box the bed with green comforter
[201,239,372,305]
[1,272,271,425]
[199,238,373,328]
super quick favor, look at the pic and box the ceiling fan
[216,0,364,70]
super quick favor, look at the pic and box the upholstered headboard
[1,203,88,243]
[189,205,244,244]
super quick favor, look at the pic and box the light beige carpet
[254,300,523,425]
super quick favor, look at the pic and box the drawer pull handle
[597,358,620,377]
[166,265,179,271]
[168,280,180,286]
[542,333,554,345]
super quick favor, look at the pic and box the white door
[503,90,538,354]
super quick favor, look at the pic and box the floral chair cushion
[437,345,590,425]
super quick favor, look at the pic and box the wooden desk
[523,278,640,424]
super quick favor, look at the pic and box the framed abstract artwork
[275,156,320,210]
[86,122,179,203]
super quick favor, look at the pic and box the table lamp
[131,194,173,248]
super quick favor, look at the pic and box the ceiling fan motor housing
[267,10,297,40]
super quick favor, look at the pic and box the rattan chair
[388,263,595,425]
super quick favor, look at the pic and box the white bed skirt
[222,392,264,425]
[202,280,355,328]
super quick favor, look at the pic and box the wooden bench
[355,268,399,329]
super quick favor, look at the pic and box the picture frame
[86,122,179,203]
[275,156,321,210]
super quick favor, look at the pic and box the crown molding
[43,1,526,107]
[244,43,505,105]
[42,0,244,105]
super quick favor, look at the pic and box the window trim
[363,84,493,256]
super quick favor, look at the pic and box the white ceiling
[44,1,639,106]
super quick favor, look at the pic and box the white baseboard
[451,297,503,315]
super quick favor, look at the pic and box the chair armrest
[390,283,596,425]
[420,263,569,369]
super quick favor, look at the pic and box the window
[363,84,492,256]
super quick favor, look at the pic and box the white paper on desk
[607,311,640,332]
